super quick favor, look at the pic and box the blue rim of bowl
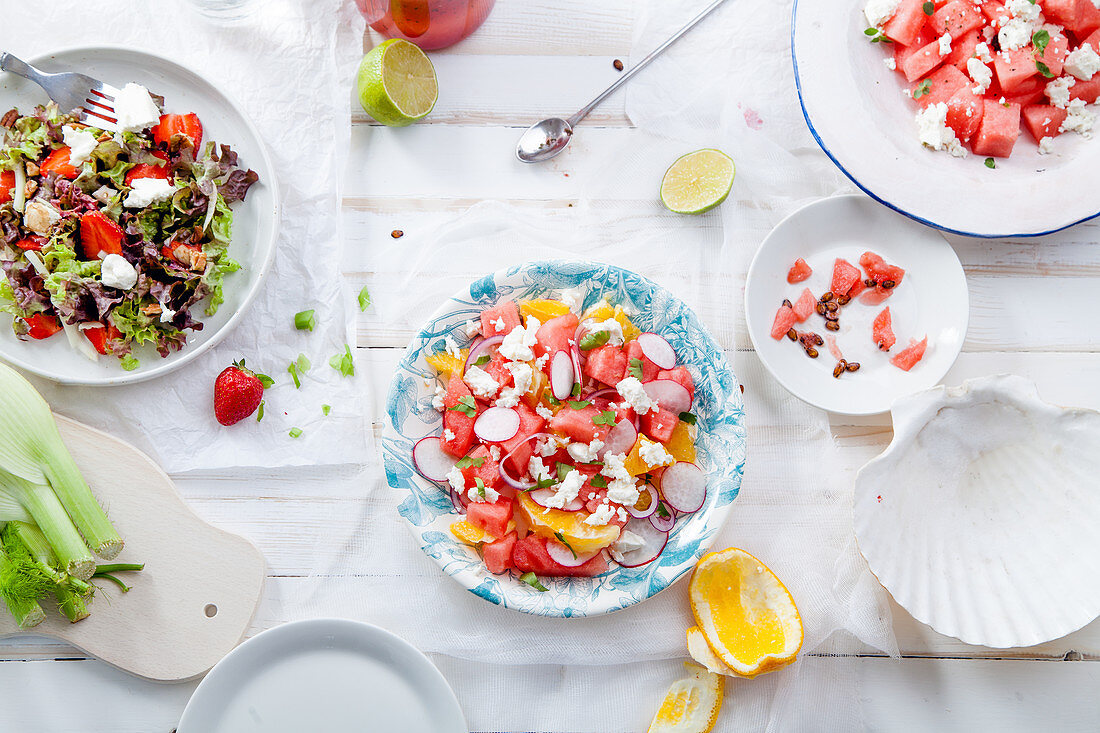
[789,0,1100,239]
[0,45,280,386]
[383,259,747,617]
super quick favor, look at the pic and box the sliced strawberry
[80,211,124,259]
[83,324,123,355]
[40,147,81,179]
[23,313,63,340]
[152,113,203,151]
[15,236,46,251]
[0,170,14,204]
[124,151,170,186]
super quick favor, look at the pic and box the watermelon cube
[1037,33,1070,78]
[550,404,610,444]
[913,64,970,108]
[890,336,929,371]
[980,0,1006,25]
[946,29,982,71]
[902,38,949,82]
[624,339,660,381]
[770,304,797,340]
[1044,0,1081,27]
[441,375,476,458]
[885,0,931,46]
[792,288,816,323]
[931,0,985,36]
[860,288,893,306]
[534,313,579,361]
[656,366,695,402]
[511,534,608,577]
[1079,0,1100,37]
[895,26,938,69]
[945,86,986,140]
[482,532,517,574]
[467,499,513,540]
[640,407,678,443]
[460,444,504,490]
[972,100,1022,157]
[859,251,906,287]
[480,300,521,337]
[993,47,1040,93]
[1085,29,1100,51]
[584,344,627,386]
[1070,78,1100,103]
[787,257,812,283]
[499,403,546,476]
[873,307,896,351]
[830,258,863,298]
[1022,104,1069,141]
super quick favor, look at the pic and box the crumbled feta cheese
[1046,75,1076,108]
[443,428,456,441]
[464,319,481,338]
[1061,98,1096,136]
[496,361,534,408]
[432,384,447,411]
[600,453,630,481]
[22,200,60,235]
[113,83,161,133]
[537,434,568,457]
[443,335,462,360]
[492,317,505,331]
[1038,136,1056,154]
[612,530,646,560]
[534,353,549,370]
[864,0,901,27]
[559,286,585,314]
[967,58,993,94]
[974,42,993,63]
[467,483,500,504]
[91,185,116,205]
[998,17,1034,51]
[938,32,953,56]
[446,465,465,495]
[158,299,176,324]
[616,507,629,522]
[61,125,97,166]
[99,253,138,290]
[884,57,897,70]
[586,319,625,347]
[535,404,554,421]
[123,177,175,208]
[639,440,674,468]
[489,445,501,462]
[616,376,658,415]
[1065,44,1100,81]
[463,365,500,399]
[601,452,640,506]
[1006,0,1042,22]
[529,456,552,482]
[545,469,584,509]
[567,439,604,464]
[914,102,968,157]
[498,317,541,362]
[584,502,616,526]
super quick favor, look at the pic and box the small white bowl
[745,194,968,416]
[0,46,278,385]
[793,0,1100,237]
[855,375,1100,648]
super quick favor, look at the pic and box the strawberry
[124,151,170,186]
[213,360,265,426]
[40,147,81,179]
[15,236,46,251]
[0,170,14,203]
[152,113,203,151]
[83,323,122,355]
[23,313,63,340]
[79,210,124,259]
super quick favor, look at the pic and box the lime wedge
[356,39,438,127]
[659,149,736,214]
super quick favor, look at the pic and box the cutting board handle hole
[204,604,218,618]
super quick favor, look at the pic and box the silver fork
[0,52,121,131]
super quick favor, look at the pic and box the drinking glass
[356,0,496,50]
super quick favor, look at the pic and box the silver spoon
[516,0,732,163]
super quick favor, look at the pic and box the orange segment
[450,519,514,545]
[665,421,697,463]
[647,662,723,733]
[613,304,641,341]
[516,491,619,554]
[581,301,614,322]
[624,435,663,476]
[425,349,468,377]
[520,298,569,324]
[689,548,803,678]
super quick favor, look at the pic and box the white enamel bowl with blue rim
[0,46,278,385]
[383,260,746,617]
[793,1,1100,237]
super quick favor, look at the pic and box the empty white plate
[745,194,968,415]
[177,619,466,733]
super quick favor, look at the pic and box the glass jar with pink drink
[356,0,496,51]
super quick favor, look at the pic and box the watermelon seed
[786,328,798,341]
[806,348,819,358]
[864,278,875,288]
[825,321,840,331]
[837,295,851,306]
[815,303,827,315]
[821,291,833,301]
[846,362,861,372]
[782,298,793,308]
[826,302,839,313]
[825,313,839,322]
[833,360,847,378]
[883,280,896,289]
[391,229,404,239]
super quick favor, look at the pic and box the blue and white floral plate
[383,260,746,617]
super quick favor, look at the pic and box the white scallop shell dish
[854,375,1100,648]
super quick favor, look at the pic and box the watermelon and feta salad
[772,251,928,373]
[411,293,706,586]
[864,0,1100,158]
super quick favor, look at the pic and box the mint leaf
[455,455,485,469]
[628,357,644,380]
[985,157,996,169]
[578,330,610,350]
[256,373,274,389]
[922,1,933,14]
[590,474,608,488]
[1033,29,1050,56]
[679,411,697,425]
[593,409,617,425]
[567,399,591,410]
[553,532,577,559]
[520,572,549,592]
[357,286,371,311]
[913,79,932,99]
[473,354,491,367]
[448,395,477,418]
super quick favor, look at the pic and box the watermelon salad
[864,0,1100,158]
[411,293,706,586]
[772,251,928,373]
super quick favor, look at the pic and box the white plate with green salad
[0,46,277,385]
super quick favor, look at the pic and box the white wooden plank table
[2,1,1100,730]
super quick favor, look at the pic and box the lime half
[660,149,736,214]
[356,39,438,127]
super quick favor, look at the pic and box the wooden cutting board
[0,415,266,682]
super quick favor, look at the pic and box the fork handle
[0,52,46,86]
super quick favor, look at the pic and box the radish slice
[612,517,669,567]
[463,335,503,373]
[529,487,585,512]
[649,509,676,532]
[449,487,469,512]
[660,462,706,513]
[570,345,583,389]
[598,419,638,459]
[550,351,575,400]
[588,388,617,401]
[546,539,600,567]
[412,436,458,482]
[474,407,520,443]
[628,484,658,519]
[637,332,677,370]
[643,379,691,415]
